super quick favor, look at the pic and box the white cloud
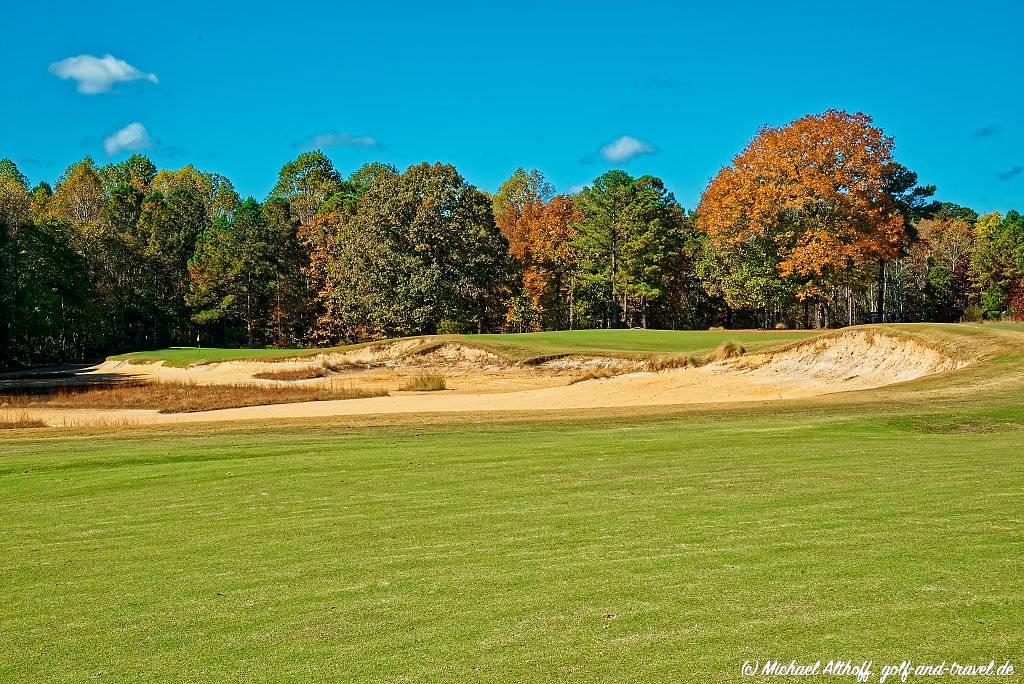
[309,132,379,149]
[600,135,655,163]
[104,122,151,156]
[49,54,158,94]
[567,183,587,194]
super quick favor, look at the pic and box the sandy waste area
[2,331,970,428]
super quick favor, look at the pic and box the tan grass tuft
[645,354,705,372]
[714,341,746,361]
[252,361,355,381]
[567,369,619,385]
[398,374,447,392]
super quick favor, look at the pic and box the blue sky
[2,0,1022,212]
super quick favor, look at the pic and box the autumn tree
[297,163,400,343]
[0,159,31,229]
[493,169,579,330]
[99,154,157,195]
[270,152,342,225]
[152,165,240,223]
[905,205,977,321]
[49,158,106,229]
[697,110,931,327]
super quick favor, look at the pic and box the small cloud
[104,123,151,156]
[566,183,587,194]
[974,124,1001,138]
[49,54,158,94]
[298,131,380,151]
[600,135,655,163]
[996,166,1022,181]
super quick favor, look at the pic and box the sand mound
[408,343,507,368]
[713,330,969,391]
[337,339,425,364]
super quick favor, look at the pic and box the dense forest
[2,109,1022,367]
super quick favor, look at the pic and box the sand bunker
[714,330,970,390]
[7,330,971,428]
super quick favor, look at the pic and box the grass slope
[110,328,818,367]
[468,328,814,359]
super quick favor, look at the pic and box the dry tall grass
[566,369,619,385]
[252,367,325,381]
[645,354,704,372]
[398,374,447,392]
[714,341,746,361]
[1,379,387,414]
[252,361,354,381]
[0,411,46,429]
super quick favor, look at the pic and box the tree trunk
[608,214,618,329]
[609,249,618,329]
[876,259,886,323]
[246,289,253,347]
[568,279,575,331]
[847,287,853,327]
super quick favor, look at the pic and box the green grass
[107,345,350,367]
[109,328,817,367]
[468,328,814,359]
[3,412,1023,680]
[6,324,1024,681]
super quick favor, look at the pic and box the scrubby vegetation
[566,369,619,385]
[398,374,447,392]
[0,413,45,429]
[252,362,351,381]
[713,341,746,360]
[1,379,385,413]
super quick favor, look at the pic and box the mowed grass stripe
[1,408,1022,682]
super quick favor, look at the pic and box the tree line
[2,109,1022,366]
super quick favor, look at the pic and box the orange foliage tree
[697,110,912,320]
[494,169,579,330]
